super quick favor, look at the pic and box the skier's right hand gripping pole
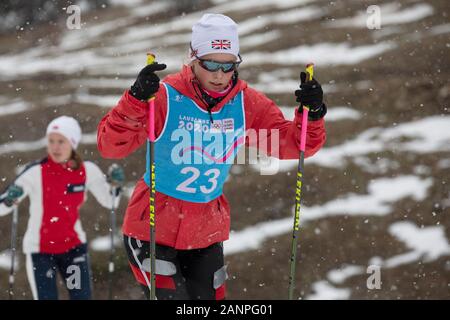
[288,63,314,300]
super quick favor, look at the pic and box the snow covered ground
[251,115,450,173]
[0,250,19,271]
[307,221,450,299]
[223,175,434,255]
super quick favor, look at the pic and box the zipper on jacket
[207,106,214,123]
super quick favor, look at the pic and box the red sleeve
[244,87,326,159]
[97,85,167,159]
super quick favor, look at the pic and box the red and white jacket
[0,156,119,254]
[97,65,326,250]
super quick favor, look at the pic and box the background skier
[0,116,125,300]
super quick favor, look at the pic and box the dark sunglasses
[190,42,242,73]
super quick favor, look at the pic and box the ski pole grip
[305,63,314,82]
[146,52,155,66]
[300,63,314,152]
[146,52,156,102]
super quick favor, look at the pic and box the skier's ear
[300,72,307,85]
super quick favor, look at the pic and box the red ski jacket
[97,65,326,249]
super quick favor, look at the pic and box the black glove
[295,72,327,121]
[107,164,125,197]
[130,63,167,101]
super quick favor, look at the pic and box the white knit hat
[46,116,82,149]
[190,13,239,60]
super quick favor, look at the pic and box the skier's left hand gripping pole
[147,52,157,300]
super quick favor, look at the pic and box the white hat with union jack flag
[190,13,239,60]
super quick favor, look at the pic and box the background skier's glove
[107,164,124,197]
[107,164,125,187]
[3,184,24,207]
[129,63,167,101]
[295,72,327,121]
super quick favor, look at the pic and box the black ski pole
[288,63,314,300]
[108,183,117,300]
[146,52,157,300]
[9,205,18,300]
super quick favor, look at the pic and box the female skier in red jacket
[97,13,326,300]
[1,116,124,299]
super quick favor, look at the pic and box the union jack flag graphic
[211,39,231,50]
